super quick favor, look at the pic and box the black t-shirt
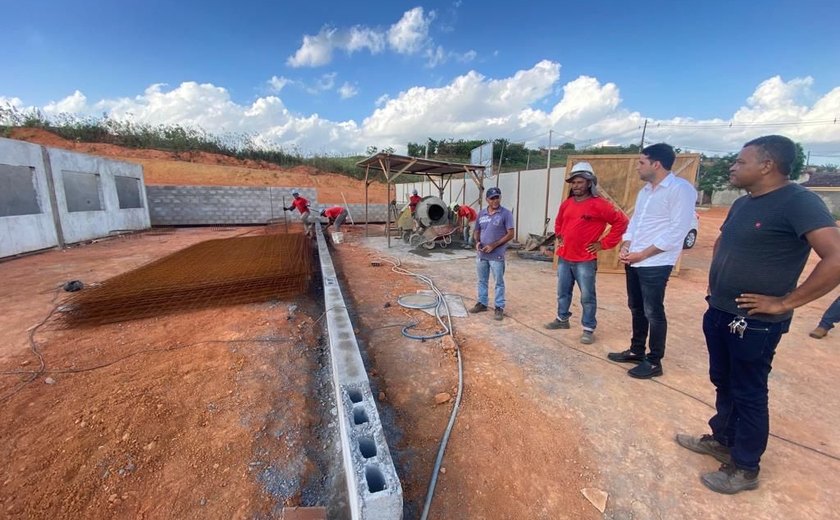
[709,183,837,322]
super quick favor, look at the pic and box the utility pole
[542,129,553,230]
[806,151,811,166]
[639,119,648,151]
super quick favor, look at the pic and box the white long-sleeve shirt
[622,173,697,267]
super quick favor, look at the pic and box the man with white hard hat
[544,162,628,345]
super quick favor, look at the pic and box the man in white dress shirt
[607,143,697,379]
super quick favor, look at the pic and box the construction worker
[544,162,628,345]
[453,203,478,246]
[320,206,349,232]
[408,189,421,215]
[284,190,314,237]
[471,187,515,321]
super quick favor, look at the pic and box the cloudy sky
[2,0,840,163]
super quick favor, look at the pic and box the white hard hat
[565,162,599,195]
[412,189,418,195]
[569,161,595,176]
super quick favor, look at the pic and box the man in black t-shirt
[675,135,840,494]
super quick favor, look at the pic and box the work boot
[675,433,731,464]
[469,302,488,313]
[580,330,594,344]
[607,349,645,364]
[701,463,759,494]
[627,360,663,379]
[809,326,829,339]
[494,307,504,321]
[544,318,570,330]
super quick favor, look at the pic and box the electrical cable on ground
[0,302,337,404]
[372,255,463,520]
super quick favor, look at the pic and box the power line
[649,118,838,129]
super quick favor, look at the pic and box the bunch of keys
[728,316,747,338]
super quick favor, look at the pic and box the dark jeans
[818,295,840,330]
[703,305,789,472]
[626,265,673,363]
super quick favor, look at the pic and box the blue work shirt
[476,205,515,261]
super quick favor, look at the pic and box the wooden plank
[560,154,700,274]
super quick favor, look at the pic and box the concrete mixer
[405,196,458,249]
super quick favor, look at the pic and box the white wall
[1,137,151,258]
[47,148,150,244]
[0,138,60,257]
[396,167,568,242]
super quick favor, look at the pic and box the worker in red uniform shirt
[284,190,314,237]
[453,203,478,246]
[544,162,628,345]
[408,189,421,215]
[319,206,349,232]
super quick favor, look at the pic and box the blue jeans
[477,258,506,309]
[818,296,840,330]
[556,259,597,331]
[703,305,789,472]
[626,265,673,363]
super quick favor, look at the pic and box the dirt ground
[0,228,346,518]
[2,132,840,518]
[338,207,840,519]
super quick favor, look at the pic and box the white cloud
[387,7,433,54]
[286,28,337,68]
[44,90,87,115]
[287,7,454,68]
[347,26,386,53]
[8,66,840,160]
[268,75,291,93]
[338,82,358,99]
[314,72,336,92]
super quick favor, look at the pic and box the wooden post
[364,166,370,237]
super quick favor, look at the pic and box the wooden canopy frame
[356,153,487,246]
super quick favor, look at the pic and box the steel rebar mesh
[58,233,312,327]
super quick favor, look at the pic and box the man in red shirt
[544,162,628,344]
[453,204,478,246]
[408,189,421,215]
[284,191,314,237]
[319,206,349,232]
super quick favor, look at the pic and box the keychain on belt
[728,316,747,338]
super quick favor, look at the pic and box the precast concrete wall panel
[47,148,150,244]
[0,138,60,257]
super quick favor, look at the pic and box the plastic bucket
[332,231,344,244]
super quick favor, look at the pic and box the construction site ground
[2,210,839,519]
[1,132,839,519]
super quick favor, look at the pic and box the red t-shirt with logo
[554,196,628,261]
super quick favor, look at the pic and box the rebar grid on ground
[58,233,313,327]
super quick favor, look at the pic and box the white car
[683,212,699,249]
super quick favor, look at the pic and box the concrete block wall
[315,225,403,519]
[1,137,151,258]
[147,185,390,225]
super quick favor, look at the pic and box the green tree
[697,153,737,196]
[790,142,806,180]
